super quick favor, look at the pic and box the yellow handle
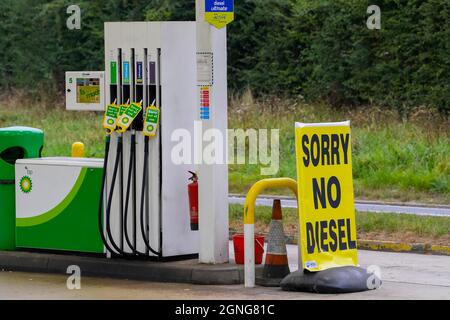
[243,178,298,225]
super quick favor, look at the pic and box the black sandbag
[280,266,381,294]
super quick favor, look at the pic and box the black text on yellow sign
[295,122,358,271]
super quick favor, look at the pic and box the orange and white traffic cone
[257,199,290,287]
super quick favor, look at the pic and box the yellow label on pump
[103,104,120,133]
[115,103,129,129]
[143,105,160,138]
[116,102,142,133]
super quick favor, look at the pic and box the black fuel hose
[98,135,120,256]
[123,133,146,256]
[119,135,124,252]
[140,136,161,257]
[105,136,133,257]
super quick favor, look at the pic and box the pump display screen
[76,78,101,104]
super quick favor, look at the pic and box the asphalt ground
[1,244,448,300]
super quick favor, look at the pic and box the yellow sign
[116,102,142,133]
[295,121,358,272]
[205,0,234,29]
[77,85,100,104]
[102,104,120,133]
[143,105,160,138]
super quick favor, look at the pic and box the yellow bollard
[243,178,298,288]
[71,142,85,158]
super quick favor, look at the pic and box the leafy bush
[295,0,450,115]
[0,0,448,115]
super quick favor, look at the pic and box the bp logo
[20,176,33,194]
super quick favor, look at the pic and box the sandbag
[280,266,381,294]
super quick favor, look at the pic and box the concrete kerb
[1,239,448,285]
[358,240,450,256]
[430,245,450,255]
[0,251,243,285]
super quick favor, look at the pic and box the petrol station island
[0,1,380,294]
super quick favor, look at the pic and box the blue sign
[205,0,234,29]
[206,0,234,13]
[123,61,130,84]
[136,62,143,83]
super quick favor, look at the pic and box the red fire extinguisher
[188,171,199,231]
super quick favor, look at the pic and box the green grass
[0,104,105,158]
[355,212,450,238]
[228,94,450,204]
[229,204,450,242]
[0,94,448,204]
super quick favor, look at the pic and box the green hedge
[0,0,448,115]
[295,0,450,115]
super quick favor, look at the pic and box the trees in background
[0,0,448,115]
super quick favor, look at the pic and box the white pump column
[196,0,230,264]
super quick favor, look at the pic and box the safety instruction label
[200,86,210,120]
[197,52,213,86]
[295,121,358,272]
[116,102,142,132]
[205,0,234,29]
[143,106,160,138]
[103,104,120,132]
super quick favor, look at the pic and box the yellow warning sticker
[295,121,358,272]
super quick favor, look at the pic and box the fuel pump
[100,102,129,257]
[100,43,163,258]
[99,48,137,257]
[140,100,161,256]
[98,133,119,256]
[68,21,216,259]
[95,21,218,260]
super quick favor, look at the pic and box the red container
[233,234,265,265]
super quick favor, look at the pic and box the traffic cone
[256,199,290,287]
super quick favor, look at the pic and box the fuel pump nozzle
[139,98,162,257]
[99,97,146,258]
[98,134,121,257]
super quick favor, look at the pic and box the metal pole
[196,0,229,264]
